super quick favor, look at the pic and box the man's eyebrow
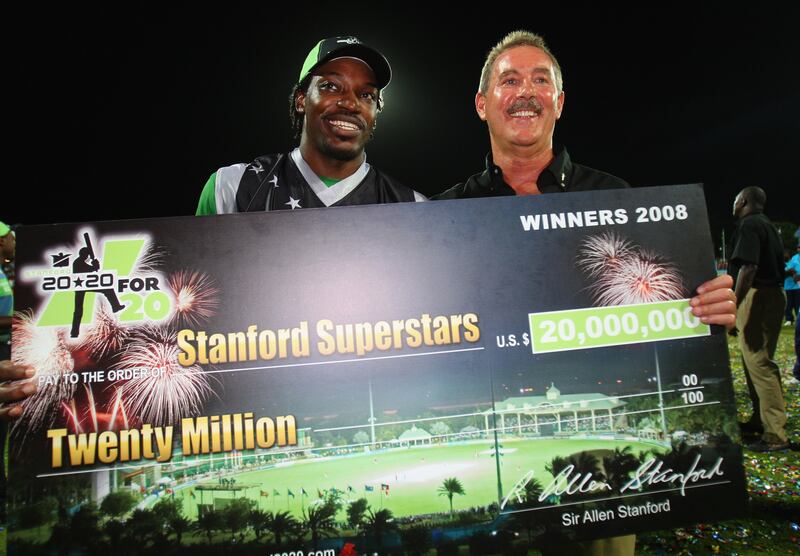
[315,71,379,89]
[497,69,521,78]
[498,67,551,78]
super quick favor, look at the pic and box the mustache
[508,98,543,115]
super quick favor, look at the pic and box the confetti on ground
[639,328,800,555]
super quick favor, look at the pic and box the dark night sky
[8,5,799,246]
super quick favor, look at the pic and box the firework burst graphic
[579,235,685,306]
[11,312,76,431]
[63,386,130,433]
[116,324,212,427]
[167,270,220,327]
[594,251,685,305]
[78,305,132,361]
[133,237,165,273]
[577,231,636,278]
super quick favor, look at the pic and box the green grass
[168,438,659,520]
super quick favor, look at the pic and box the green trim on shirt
[0,269,11,342]
[320,176,341,188]
[196,172,218,215]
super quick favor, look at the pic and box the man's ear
[295,90,306,114]
[555,89,565,120]
[475,92,487,121]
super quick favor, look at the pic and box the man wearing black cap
[0,221,38,523]
[196,36,423,215]
[0,221,36,420]
[0,221,13,362]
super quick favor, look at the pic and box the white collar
[290,148,371,207]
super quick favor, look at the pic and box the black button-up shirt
[432,145,629,199]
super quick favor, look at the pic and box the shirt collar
[290,148,371,206]
[484,144,573,193]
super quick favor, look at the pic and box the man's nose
[518,77,536,97]
[336,91,359,111]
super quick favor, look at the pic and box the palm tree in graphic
[267,510,300,547]
[438,477,466,517]
[303,503,338,549]
[364,508,397,551]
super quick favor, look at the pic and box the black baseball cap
[299,36,391,89]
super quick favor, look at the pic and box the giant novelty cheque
[9,184,746,554]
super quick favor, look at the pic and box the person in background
[0,221,37,524]
[729,187,788,451]
[785,245,800,385]
[784,246,800,326]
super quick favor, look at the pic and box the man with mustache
[433,30,737,556]
[434,31,627,199]
[434,30,734,326]
[196,36,423,215]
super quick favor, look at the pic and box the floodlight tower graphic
[368,371,377,446]
[489,367,504,505]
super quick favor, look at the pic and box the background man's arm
[734,264,757,307]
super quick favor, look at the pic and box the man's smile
[324,113,365,137]
[507,98,543,119]
[508,110,540,118]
